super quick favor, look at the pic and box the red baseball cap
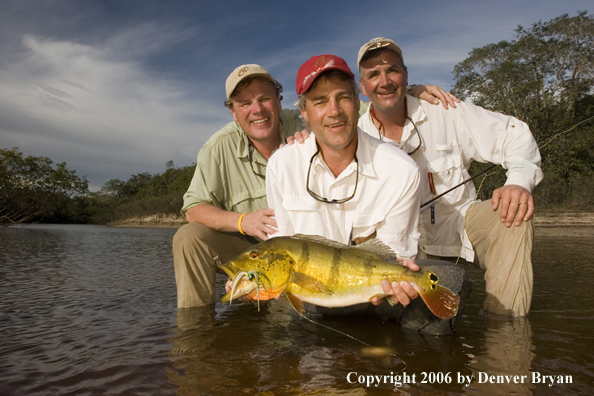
[295,54,355,96]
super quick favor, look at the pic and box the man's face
[229,79,282,143]
[301,76,360,152]
[359,50,408,112]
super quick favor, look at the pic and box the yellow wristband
[238,213,247,235]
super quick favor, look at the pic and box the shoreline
[107,212,594,237]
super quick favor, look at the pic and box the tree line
[0,150,194,226]
[1,11,593,226]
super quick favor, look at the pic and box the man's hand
[283,129,311,146]
[491,184,534,227]
[240,208,277,240]
[411,85,460,109]
[370,258,419,306]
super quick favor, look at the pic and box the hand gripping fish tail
[218,234,465,320]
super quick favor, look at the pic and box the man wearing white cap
[357,37,543,317]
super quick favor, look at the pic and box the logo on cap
[367,40,389,50]
[238,66,249,76]
[314,56,328,68]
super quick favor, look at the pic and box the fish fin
[417,284,460,319]
[292,234,348,249]
[285,292,305,313]
[356,239,399,262]
[290,271,333,295]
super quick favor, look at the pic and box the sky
[0,0,590,191]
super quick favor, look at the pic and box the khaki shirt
[182,108,303,214]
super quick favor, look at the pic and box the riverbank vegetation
[452,11,594,211]
[1,12,593,226]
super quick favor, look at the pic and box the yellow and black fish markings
[220,234,464,320]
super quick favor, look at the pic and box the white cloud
[0,33,229,190]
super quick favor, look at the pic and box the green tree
[0,147,89,225]
[451,11,594,210]
[452,11,593,136]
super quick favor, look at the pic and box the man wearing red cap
[266,54,424,314]
[357,37,543,317]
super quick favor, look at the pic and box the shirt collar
[236,127,250,159]
[309,129,376,179]
[235,127,276,165]
[406,95,428,124]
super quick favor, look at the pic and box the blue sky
[0,0,590,190]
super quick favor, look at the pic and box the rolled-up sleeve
[455,103,543,192]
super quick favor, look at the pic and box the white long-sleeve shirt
[266,129,420,259]
[358,96,543,261]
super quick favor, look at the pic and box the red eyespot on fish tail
[417,285,460,319]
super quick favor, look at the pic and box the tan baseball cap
[357,37,404,69]
[225,64,273,100]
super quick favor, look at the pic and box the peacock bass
[219,234,464,320]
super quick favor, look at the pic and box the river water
[0,224,592,395]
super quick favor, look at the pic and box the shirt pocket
[281,196,322,232]
[282,196,321,212]
[426,155,466,205]
[229,187,267,213]
[352,210,386,239]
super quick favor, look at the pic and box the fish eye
[250,252,259,259]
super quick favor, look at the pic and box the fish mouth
[220,270,257,303]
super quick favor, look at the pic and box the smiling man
[172,64,303,308]
[266,55,422,314]
[357,37,543,317]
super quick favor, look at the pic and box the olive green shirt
[182,108,304,214]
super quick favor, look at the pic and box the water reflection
[468,314,534,395]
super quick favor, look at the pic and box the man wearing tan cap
[172,64,303,308]
[357,37,543,317]
[173,62,458,309]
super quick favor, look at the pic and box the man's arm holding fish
[368,149,421,307]
[185,204,276,241]
[182,143,278,240]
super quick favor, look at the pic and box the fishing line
[291,305,408,370]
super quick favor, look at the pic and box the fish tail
[417,285,460,320]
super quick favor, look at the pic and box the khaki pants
[172,223,258,308]
[465,200,533,316]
